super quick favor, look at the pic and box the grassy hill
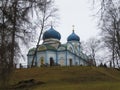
[10,66,120,90]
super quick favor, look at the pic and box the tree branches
[93,0,120,67]
[0,0,57,88]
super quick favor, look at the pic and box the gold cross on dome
[72,25,75,32]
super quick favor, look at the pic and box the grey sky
[55,0,99,43]
[21,0,100,66]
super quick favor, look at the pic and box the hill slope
[11,66,120,90]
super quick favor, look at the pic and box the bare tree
[31,0,58,67]
[81,37,101,66]
[93,0,120,68]
[0,0,56,89]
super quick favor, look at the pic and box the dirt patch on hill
[12,79,45,89]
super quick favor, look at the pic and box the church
[27,26,94,67]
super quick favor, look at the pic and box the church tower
[42,26,61,49]
[67,26,81,55]
[27,25,91,67]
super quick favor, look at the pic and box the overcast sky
[22,0,100,65]
[54,0,99,43]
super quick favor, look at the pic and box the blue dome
[43,26,61,40]
[67,30,80,41]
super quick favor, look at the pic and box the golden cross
[72,25,75,30]
[72,25,75,32]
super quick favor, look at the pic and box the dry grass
[10,66,120,90]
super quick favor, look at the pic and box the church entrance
[69,59,72,66]
[50,57,54,66]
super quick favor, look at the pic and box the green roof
[28,44,57,55]
[28,47,36,55]
[44,44,56,50]
[37,44,56,51]
[58,44,67,51]
[29,47,35,51]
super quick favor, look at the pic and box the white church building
[27,26,94,67]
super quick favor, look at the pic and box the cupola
[67,30,80,42]
[43,26,61,40]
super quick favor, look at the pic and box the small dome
[43,26,61,40]
[67,30,80,41]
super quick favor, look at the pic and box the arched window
[60,57,64,66]
[40,57,44,65]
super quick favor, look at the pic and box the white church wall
[27,51,89,67]
[27,55,38,67]
[47,51,57,65]
[58,51,66,66]
[79,58,85,66]
[75,56,80,66]
[27,55,33,67]
[67,52,75,66]
[36,51,46,67]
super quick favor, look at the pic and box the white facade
[27,27,93,67]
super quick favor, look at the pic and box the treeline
[0,0,57,89]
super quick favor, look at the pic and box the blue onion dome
[67,30,80,41]
[43,26,61,40]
